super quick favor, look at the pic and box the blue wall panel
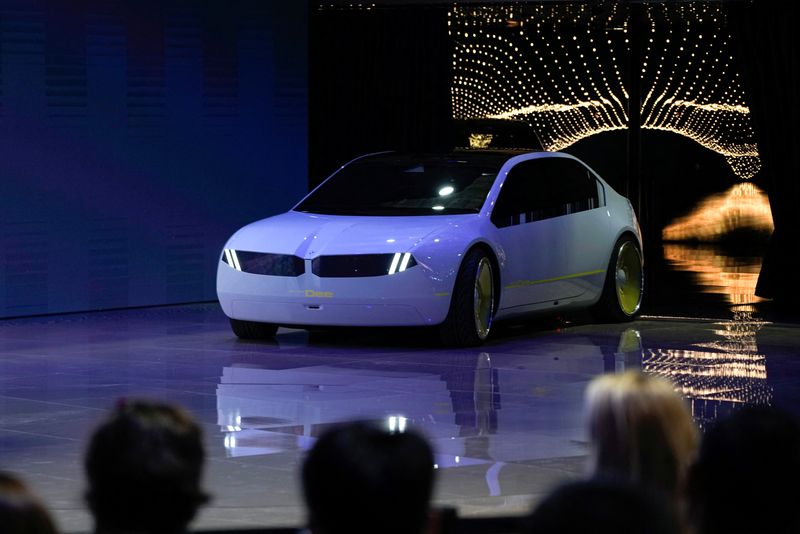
[0,1,308,317]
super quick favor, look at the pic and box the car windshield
[295,154,504,216]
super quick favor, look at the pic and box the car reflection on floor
[216,315,773,478]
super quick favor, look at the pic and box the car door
[492,156,610,311]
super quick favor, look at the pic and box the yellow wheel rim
[615,241,643,316]
[474,258,494,340]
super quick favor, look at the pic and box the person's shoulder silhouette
[525,477,680,534]
[689,405,800,534]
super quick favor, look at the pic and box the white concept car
[217,150,643,346]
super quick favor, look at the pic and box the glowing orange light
[662,244,765,305]
[662,182,774,241]
[469,133,494,148]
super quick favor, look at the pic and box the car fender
[410,215,505,299]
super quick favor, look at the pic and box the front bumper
[216,260,453,327]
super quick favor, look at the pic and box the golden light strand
[450,4,760,179]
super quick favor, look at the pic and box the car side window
[491,157,600,228]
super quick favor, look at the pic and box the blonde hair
[585,371,699,498]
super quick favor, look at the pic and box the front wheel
[440,248,495,347]
[595,235,644,322]
[230,318,278,340]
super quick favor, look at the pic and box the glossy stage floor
[2,299,800,532]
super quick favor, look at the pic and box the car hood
[226,210,473,258]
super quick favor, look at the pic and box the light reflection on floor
[612,314,773,429]
[2,304,799,532]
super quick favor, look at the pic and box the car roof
[355,149,539,168]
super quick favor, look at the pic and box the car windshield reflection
[295,153,503,216]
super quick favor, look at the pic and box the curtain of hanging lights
[450,3,760,180]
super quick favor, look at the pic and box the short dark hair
[302,421,435,534]
[85,400,209,534]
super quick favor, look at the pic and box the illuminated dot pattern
[450,4,760,179]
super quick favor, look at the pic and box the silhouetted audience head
[525,478,680,534]
[85,399,209,534]
[688,405,800,534]
[584,370,698,499]
[301,420,435,534]
[0,472,58,534]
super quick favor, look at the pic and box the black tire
[440,248,495,347]
[595,235,644,322]
[230,318,278,340]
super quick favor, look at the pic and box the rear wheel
[596,235,643,322]
[440,248,495,347]
[230,318,278,340]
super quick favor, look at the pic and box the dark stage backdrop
[0,1,307,318]
[728,2,800,304]
[309,6,453,188]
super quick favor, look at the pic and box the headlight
[223,250,418,278]
[311,253,417,277]
[221,249,305,277]
[387,252,414,275]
